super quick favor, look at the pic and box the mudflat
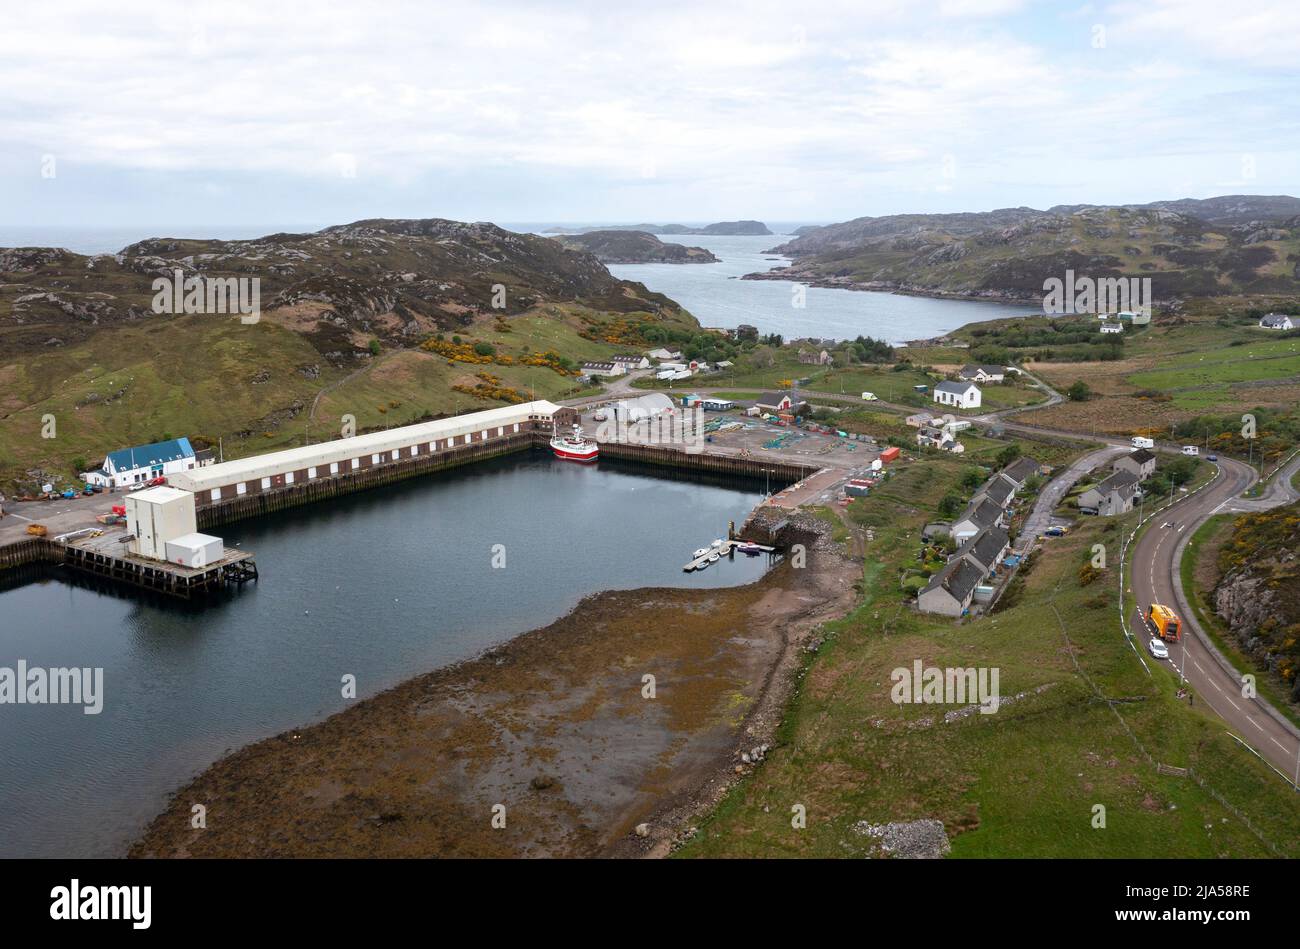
[131,539,858,858]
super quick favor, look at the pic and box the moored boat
[550,424,599,463]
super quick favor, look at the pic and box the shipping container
[879,446,901,463]
[164,532,225,568]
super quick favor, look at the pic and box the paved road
[1016,443,1127,553]
[1128,456,1300,780]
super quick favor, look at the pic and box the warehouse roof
[168,401,561,493]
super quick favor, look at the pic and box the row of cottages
[952,455,1040,542]
[1077,469,1139,516]
[83,437,209,489]
[1259,313,1295,330]
[956,364,1006,383]
[918,525,1012,616]
[933,380,982,410]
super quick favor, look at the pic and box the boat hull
[552,444,599,463]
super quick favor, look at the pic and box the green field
[1126,337,1300,391]
[680,454,1300,858]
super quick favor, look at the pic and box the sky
[2,0,1298,230]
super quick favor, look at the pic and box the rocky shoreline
[130,512,860,858]
[739,266,1041,306]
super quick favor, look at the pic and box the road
[1128,456,1300,780]
[1016,443,1127,553]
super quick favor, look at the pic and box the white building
[933,380,982,409]
[646,348,683,362]
[167,401,566,504]
[956,364,1005,383]
[125,486,198,560]
[611,355,650,371]
[84,437,197,489]
[1100,321,1124,334]
[580,361,625,377]
[1260,313,1294,330]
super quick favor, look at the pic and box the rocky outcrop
[553,230,718,264]
[1212,502,1300,702]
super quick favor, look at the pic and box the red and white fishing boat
[550,423,599,463]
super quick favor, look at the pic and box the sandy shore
[131,522,858,858]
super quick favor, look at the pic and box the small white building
[611,354,650,371]
[580,361,625,378]
[1100,321,1124,334]
[646,348,683,362]
[1260,313,1295,331]
[125,486,198,560]
[83,437,197,489]
[957,364,1005,383]
[933,380,982,410]
[164,532,225,568]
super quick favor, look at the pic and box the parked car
[1207,453,1218,462]
[1044,526,1068,537]
[1147,637,1170,660]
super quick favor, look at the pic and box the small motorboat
[736,542,763,556]
[693,548,710,559]
[707,552,720,563]
[711,538,725,547]
[695,559,709,570]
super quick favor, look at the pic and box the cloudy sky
[3,0,1298,230]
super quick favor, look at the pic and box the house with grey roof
[918,557,986,617]
[951,497,1004,542]
[957,364,1006,383]
[1259,313,1294,330]
[1000,455,1042,487]
[1112,448,1156,481]
[1078,469,1140,516]
[933,379,982,409]
[959,525,1011,575]
[974,474,1014,508]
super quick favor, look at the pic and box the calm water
[607,233,1035,343]
[0,454,769,858]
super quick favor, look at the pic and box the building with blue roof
[84,437,198,489]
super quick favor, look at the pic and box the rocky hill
[0,218,682,360]
[553,230,718,264]
[1214,501,1300,702]
[751,199,1300,302]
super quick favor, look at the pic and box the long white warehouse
[168,401,571,503]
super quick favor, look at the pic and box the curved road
[574,376,1300,776]
[1128,456,1300,780]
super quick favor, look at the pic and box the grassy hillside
[0,219,706,489]
[680,453,1300,858]
[756,205,1300,301]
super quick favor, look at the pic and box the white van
[1181,445,1199,456]
[861,391,878,401]
[1131,436,1155,449]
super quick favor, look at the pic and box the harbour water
[606,233,1035,342]
[0,453,768,858]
